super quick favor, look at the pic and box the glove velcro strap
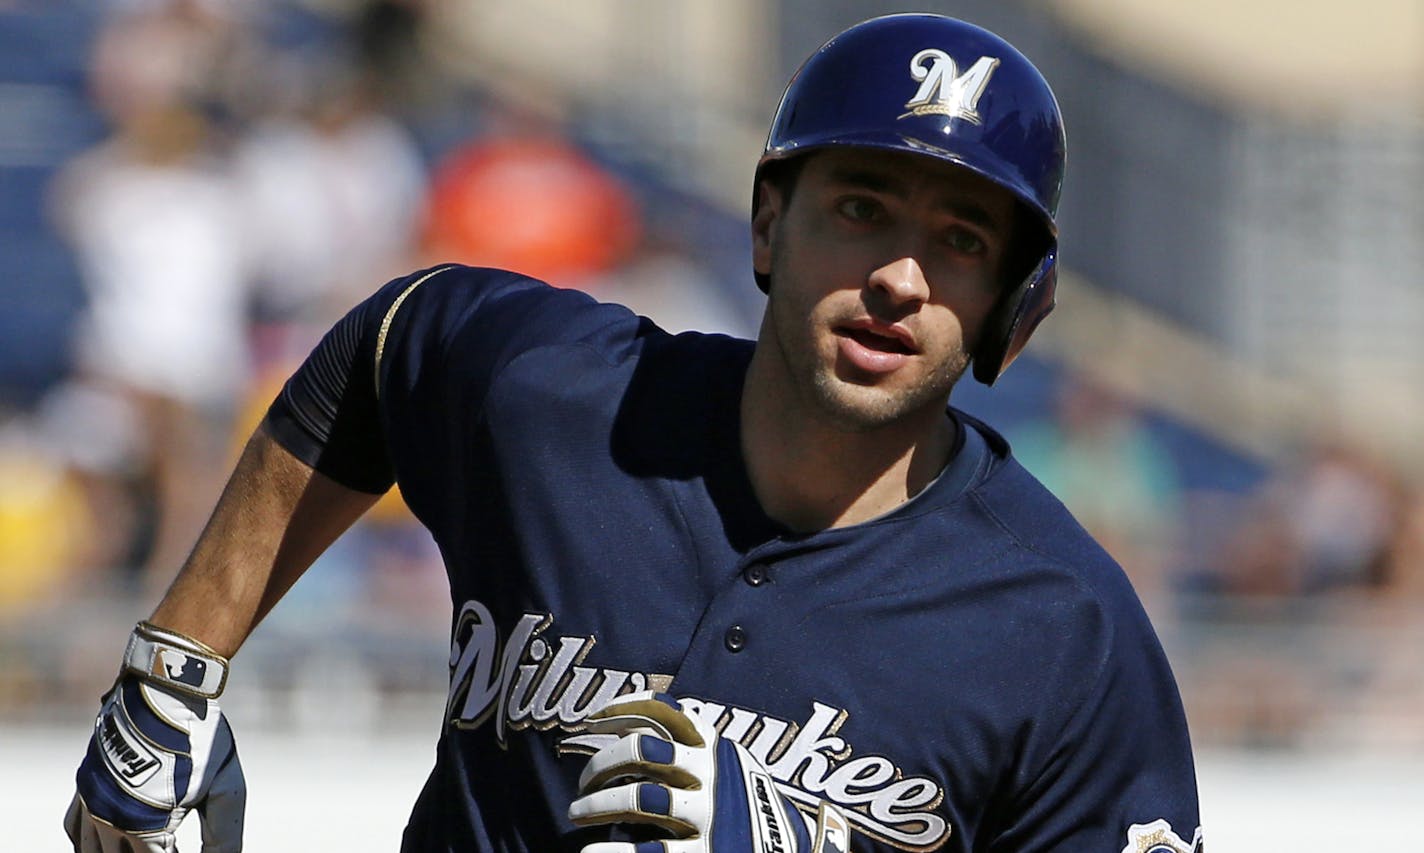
[122,622,229,700]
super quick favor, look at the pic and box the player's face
[752,148,1015,431]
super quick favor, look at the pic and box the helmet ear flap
[972,250,1057,386]
[751,168,775,293]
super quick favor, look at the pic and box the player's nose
[866,256,930,309]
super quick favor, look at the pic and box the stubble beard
[772,294,968,433]
[806,348,967,433]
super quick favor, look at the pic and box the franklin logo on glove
[751,774,790,853]
[98,712,160,783]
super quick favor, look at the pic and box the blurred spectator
[1219,438,1404,598]
[232,55,427,329]
[1281,440,1403,594]
[46,0,255,589]
[84,0,247,126]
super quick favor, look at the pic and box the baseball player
[65,14,1203,853]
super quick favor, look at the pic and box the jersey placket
[671,536,828,692]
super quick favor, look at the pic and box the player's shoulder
[953,415,1186,738]
[960,411,1150,622]
[375,263,595,325]
[376,263,652,358]
[967,415,1112,556]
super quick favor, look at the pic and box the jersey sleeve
[986,573,1203,853]
[264,263,636,495]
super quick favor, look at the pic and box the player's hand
[64,622,245,852]
[569,691,851,853]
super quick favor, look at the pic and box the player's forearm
[147,421,380,658]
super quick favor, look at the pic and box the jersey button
[724,626,747,653]
[744,563,768,586]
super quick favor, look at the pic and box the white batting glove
[64,622,245,852]
[569,691,852,853]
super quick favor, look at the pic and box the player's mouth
[834,320,918,374]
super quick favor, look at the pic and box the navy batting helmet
[754,14,1066,385]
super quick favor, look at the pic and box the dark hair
[756,156,811,215]
[751,156,811,292]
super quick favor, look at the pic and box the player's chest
[445,535,1049,853]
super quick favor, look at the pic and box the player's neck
[739,357,956,533]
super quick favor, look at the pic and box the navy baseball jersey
[265,264,1202,853]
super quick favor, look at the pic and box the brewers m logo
[900,49,1000,124]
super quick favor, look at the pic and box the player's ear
[751,179,783,278]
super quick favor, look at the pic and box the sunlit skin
[741,147,1018,531]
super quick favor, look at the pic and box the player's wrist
[121,620,230,700]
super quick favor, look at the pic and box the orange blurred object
[422,137,640,288]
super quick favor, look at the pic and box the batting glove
[569,691,852,853]
[64,621,245,852]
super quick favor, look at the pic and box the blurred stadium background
[1,0,1421,849]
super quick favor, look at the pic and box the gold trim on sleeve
[375,265,457,400]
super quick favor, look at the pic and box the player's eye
[837,197,883,223]
[943,228,986,256]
